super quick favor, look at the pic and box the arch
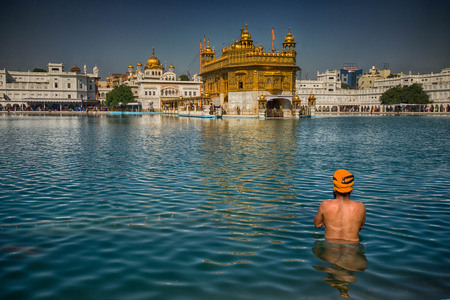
[267,98,292,109]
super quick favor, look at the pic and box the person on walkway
[314,169,366,243]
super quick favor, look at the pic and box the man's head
[333,169,354,195]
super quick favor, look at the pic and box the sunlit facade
[200,24,300,115]
[296,68,450,113]
[0,63,99,110]
[116,48,202,111]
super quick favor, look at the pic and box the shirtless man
[314,169,366,243]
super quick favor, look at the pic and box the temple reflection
[312,240,368,298]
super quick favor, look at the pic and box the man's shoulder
[351,200,366,212]
[320,199,338,210]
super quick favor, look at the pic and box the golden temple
[200,24,300,115]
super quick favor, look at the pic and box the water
[0,114,449,299]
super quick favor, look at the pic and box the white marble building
[296,68,450,112]
[100,48,202,111]
[0,63,99,110]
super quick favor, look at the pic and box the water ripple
[0,115,449,299]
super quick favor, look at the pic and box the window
[80,84,82,88]
[54,82,58,88]
[89,85,92,90]
[68,94,71,99]
[239,81,243,89]
[68,83,71,88]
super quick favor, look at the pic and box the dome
[239,24,253,46]
[284,26,295,43]
[204,40,213,53]
[71,65,81,73]
[128,64,133,69]
[137,62,142,66]
[258,93,266,101]
[241,26,252,41]
[146,47,163,70]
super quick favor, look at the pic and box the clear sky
[1,0,449,80]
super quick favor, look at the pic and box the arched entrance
[267,98,292,109]
[266,97,292,118]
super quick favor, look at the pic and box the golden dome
[137,62,142,66]
[169,64,174,69]
[284,25,295,43]
[258,93,266,101]
[71,65,81,73]
[128,64,133,68]
[293,94,300,101]
[204,40,213,53]
[308,93,315,100]
[146,47,163,70]
[241,25,252,41]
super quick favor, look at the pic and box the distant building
[358,66,392,89]
[297,70,363,112]
[296,68,450,113]
[374,68,450,104]
[0,63,99,110]
[340,65,362,89]
[102,48,202,111]
[106,73,127,88]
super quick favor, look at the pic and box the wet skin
[314,190,366,243]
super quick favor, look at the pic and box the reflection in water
[197,119,302,265]
[312,240,368,298]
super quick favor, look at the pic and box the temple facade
[110,48,202,111]
[200,25,300,115]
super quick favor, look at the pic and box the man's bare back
[314,169,366,243]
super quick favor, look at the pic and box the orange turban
[333,169,354,193]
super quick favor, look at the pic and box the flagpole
[272,27,275,52]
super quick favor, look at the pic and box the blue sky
[1,0,449,80]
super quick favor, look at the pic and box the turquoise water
[0,114,449,299]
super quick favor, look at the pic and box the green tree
[341,83,352,89]
[179,74,189,81]
[33,68,46,72]
[380,83,430,105]
[105,85,134,108]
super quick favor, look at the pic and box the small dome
[137,62,142,66]
[293,94,300,101]
[284,26,295,43]
[204,40,213,53]
[71,65,81,73]
[128,64,133,68]
[239,24,253,47]
[241,28,251,41]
